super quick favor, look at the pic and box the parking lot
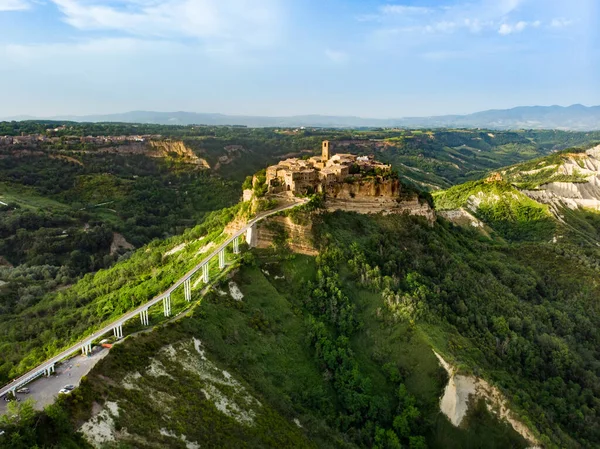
[0,346,109,413]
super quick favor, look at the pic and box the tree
[0,397,36,427]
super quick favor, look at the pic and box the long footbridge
[0,200,306,398]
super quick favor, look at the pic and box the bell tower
[322,140,331,161]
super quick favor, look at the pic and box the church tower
[322,140,331,161]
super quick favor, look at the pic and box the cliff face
[325,179,435,221]
[149,140,210,168]
[325,178,401,199]
[255,216,318,256]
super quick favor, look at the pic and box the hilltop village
[265,140,392,195]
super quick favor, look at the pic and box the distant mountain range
[5,104,600,130]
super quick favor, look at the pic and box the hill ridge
[4,104,600,130]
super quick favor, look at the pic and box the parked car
[63,384,75,391]
[58,388,71,395]
[16,388,30,394]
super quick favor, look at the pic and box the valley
[0,123,599,449]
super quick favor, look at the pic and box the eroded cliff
[149,140,210,167]
[324,179,435,221]
[255,215,318,256]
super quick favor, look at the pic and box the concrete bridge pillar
[202,264,209,283]
[163,294,171,317]
[113,323,123,339]
[246,223,257,248]
[44,364,55,376]
[140,309,149,326]
[81,342,92,356]
[233,236,240,255]
[219,249,225,269]
[184,278,191,302]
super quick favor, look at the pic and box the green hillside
[4,209,600,448]
[433,180,556,241]
[2,124,600,448]
[3,125,594,359]
[432,144,600,250]
[0,205,241,384]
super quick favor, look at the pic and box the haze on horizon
[0,0,598,119]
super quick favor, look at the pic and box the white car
[58,388,71,395]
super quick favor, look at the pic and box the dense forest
[316,211,600,447]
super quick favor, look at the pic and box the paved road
[0,198,306,399]
[0,348,109,413]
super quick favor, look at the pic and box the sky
[0,0,598,118]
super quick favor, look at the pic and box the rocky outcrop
[435,352,540,448]
[524,180,600,210]
[149,140,210,168]
[256,216,318,256]
[439,209,490,236]
[520,145,600,211]
[324,179,435,221]
[110,233,134,255]
[213,145,247,170]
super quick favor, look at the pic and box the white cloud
[0,0,30,11]
[379,5,432,15]
[498,23,512,35]
[364,0,551,37]
[498,20,531,35]
[50,0,282,46]
[325,49,348,64]
[550,18,573,28]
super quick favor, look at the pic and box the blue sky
[0,0,598,118]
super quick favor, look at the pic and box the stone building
[265,140,391,195]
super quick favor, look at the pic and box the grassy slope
[433,180,556,241]
[56,252,527,449]
[66,260,347,449]
[0,206,239,383]
[0,182,72,211]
